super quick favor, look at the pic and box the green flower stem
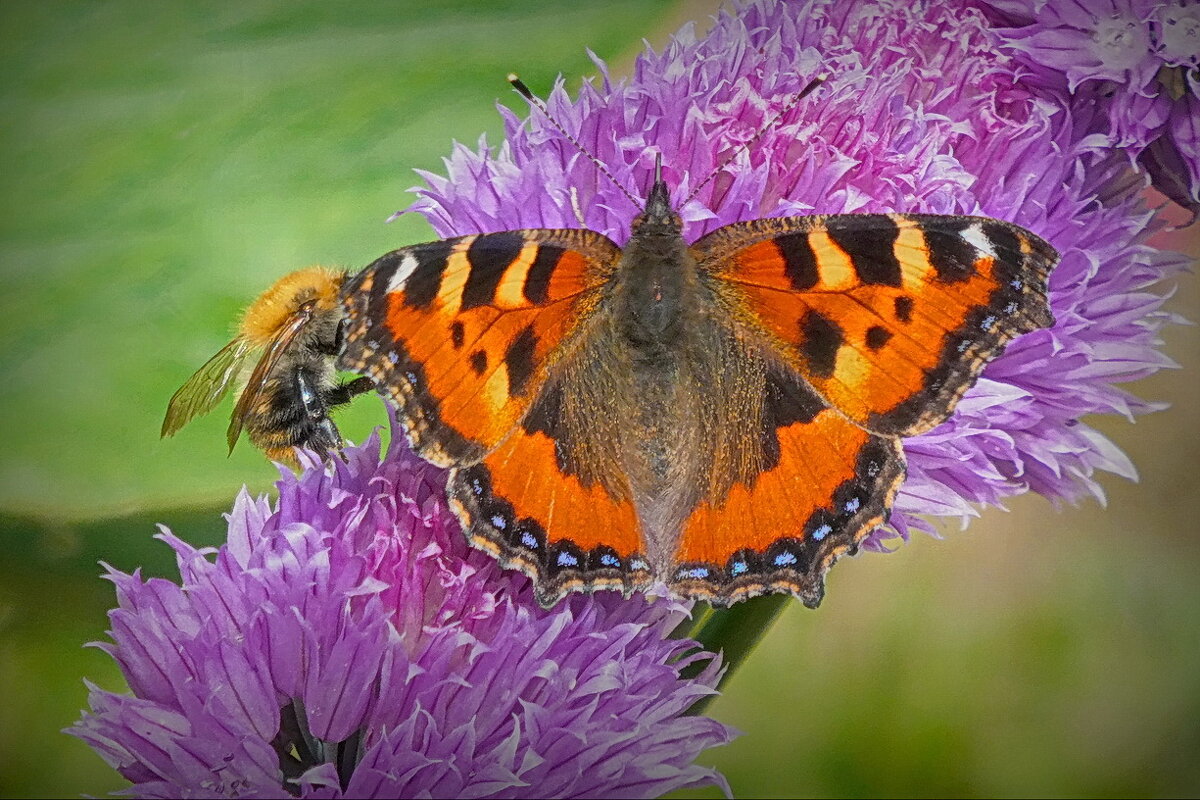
[680,594,792,715]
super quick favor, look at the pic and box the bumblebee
[161,267,373,464]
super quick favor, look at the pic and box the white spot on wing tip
[961,224,997,259]
[387,253,420,294]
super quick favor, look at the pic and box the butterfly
[335,146,1058,608]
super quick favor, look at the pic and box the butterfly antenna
[508,73,642,209]
[682,73,828,207]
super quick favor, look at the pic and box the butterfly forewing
[694,212,1056,437]
[339,230,620,465]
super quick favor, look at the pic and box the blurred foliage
[0,1,1197,798]
[0,0,671,520]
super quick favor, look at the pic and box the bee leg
[324,376,374,407]
[317,416,343,448]
[322,376,373,460]
[291,369,344,459]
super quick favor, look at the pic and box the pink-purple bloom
[69,431,734,798]
[990,0,1162,90]
[412,0,1192,544]
[1153,1,1200,67]
[977,0,1200,214]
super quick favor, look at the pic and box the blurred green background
[1,2,1196,797]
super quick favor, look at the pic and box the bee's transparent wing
[226,305,315,452]
[162,338,255,438]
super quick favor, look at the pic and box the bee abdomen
[245,368,341,458]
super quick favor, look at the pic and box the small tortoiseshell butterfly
[337,82,1058,608]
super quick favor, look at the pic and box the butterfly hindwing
[694,213,1056,436]
[448,378,651,605]
[339,229,620,466]
[669,363,906,607]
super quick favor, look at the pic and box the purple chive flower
[69,429,734,798]
[990,0,1161,90]
[1152,1,1200,67]
[976,0,1200,214]
[409,0,1191,545]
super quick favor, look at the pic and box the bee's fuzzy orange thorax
[239,266,344,347]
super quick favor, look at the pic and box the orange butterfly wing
[342,212,1057,608]
[669,365,905,606]
[695,213,1056,435]
[339,230,649,602]
[341,231,611,462]
[665,212,1057,605]
[448,381,652,605]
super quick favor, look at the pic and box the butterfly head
[630,153,682,236]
